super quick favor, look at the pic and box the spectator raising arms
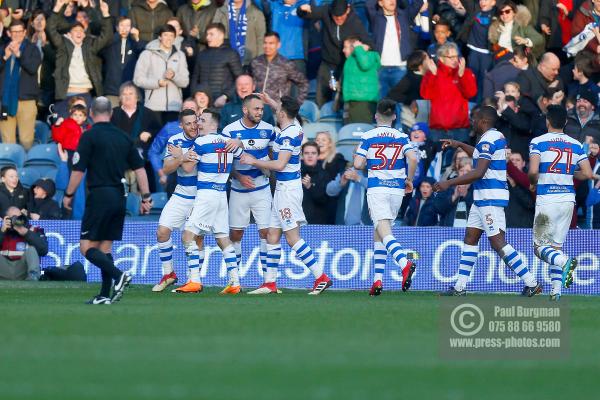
[48,0,113,106]
[133,24,190,125]
[0,20,42,150]
[420,42,477,143]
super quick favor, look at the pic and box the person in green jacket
[342,36,381,124]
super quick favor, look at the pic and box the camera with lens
[10,214,30,229]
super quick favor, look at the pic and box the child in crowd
[27,179,62,220]
[427,20,457,61]
[51,104,90,166]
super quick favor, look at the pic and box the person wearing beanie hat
[298,0,372,106]
[564,86,600,143]
[27,179,62,220]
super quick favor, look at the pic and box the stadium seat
[319,101,342,122]
[31,165,58,181]
[25,143,60,167]
[336,142,358,163]
[19,167,42,188]
[126,193,141,216]
[53,189,64,205]
[0,144,26,168]
[34,121,51,144]
[299,100,319,123]
[150,192,168,215]
[337,123,373,142]
[302,122,339,141]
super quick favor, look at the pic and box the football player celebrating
[240,95,332,295]
[223,94,275,280]
[528,105,593,300]
[435,106,541,296]
[353,99,418,296]
[172,109,244,294]
[152,109,200,292]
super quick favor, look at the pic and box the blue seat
[150,192,168,215]
[34,121,51,144]
[126,193,141,216]
[299,100,319,123]
[337,123,374,142]
[0,144,26,168]
[319,101,342,122]
[25,143,60,167]
[336,142,358,163]
[19,167,41,188]
[302,122,339,141]
[31,165,58,181]
[53,189,64,205]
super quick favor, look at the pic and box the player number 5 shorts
[466,204,506,237]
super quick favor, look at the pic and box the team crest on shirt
[481,144,490,152]
[283,139,291,147]
[260,130,268,138]
[72,152,80,164]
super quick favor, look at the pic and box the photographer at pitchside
[0,206,48,281]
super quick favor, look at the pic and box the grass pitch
[1,282,599,400]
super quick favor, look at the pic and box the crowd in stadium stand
[1,0,600,231]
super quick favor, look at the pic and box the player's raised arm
[440,139,476,157]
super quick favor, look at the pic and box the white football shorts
[367,192,403,228]
[269,186,307,231]
[533,201,574,247]
[158,193,194,230]
[466,204,506,237]
[185,190,229,238]
[229,186,272,230]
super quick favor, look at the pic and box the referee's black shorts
[81,186,126,241]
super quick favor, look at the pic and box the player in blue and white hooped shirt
[172,108,245,295]
[152,109,200,292]
[528,106,593,300]
[223,94,275,279]
[434,106,541,296]
[240,95,333,295]
[353,99,419,297]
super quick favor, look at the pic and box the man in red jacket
[420,42,477,146]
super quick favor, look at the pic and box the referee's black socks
[86,248,123,287]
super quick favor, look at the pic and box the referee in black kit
[63,97,153,305]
